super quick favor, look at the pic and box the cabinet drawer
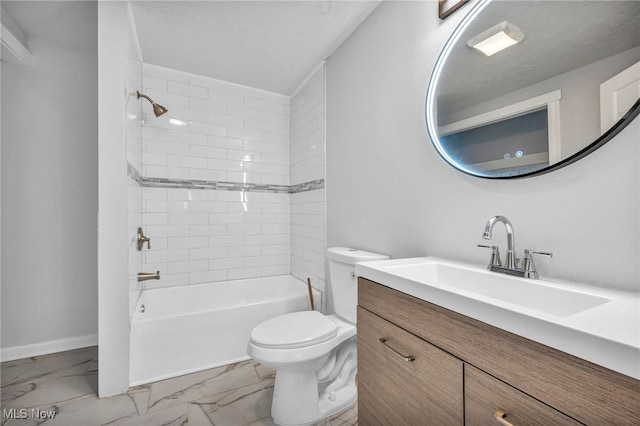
[357,307,464,425]
[465,364,582,426]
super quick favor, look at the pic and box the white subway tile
[189,270,228,284]
[145,140,190,156]
[143,64,190,83]
[228,245,261,257]
[144,249,189,263]
[228,268,261,281]
[142,126,167,141]
[168,236,209,249]
[262,264,290,277]
[168,81,208,99]
[144,165,190,180]
[190,121,227,137]
[151,273,189,288]
[228,223,261,235]
[142,152,167,166]
[189,201,227,213]
[143,188,168,200]
[208,112,244,129]
[209,235,244,247]
[167,130,207,146]
[190,97,227,114]
[168,259,209,274]
[189,169,228,182]
[209,89,244,106]
[189,75,229,91]
[145,224,190,237]
[167,188,209,201]
[190,224,228,237]
[209,257,244,270]
[208,213,244,226]
[189,247,227,260]
[190,145,227,159]
[143,76,168,92]
[260,91,290,106]
[208,135,243,150]
[167,155,208,169]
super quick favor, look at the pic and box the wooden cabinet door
[357,307,464,425]
[465,364,582,426]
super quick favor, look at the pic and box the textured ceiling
[437,1,640,118]
[131,1,381,95]
[2,1,97,51]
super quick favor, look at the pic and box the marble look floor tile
[191,378,275,426]
[1,347,97,387]
[147,360,260,414]
[252,363,275,381]
[111,403,189,426]
[321,403,357,426]
[1,391,140,426]
[1,371,97,410]
[2,350,358,426]
[187,404,215,425]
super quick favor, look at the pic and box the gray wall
[1,9,98,351]
[326,1,638,292]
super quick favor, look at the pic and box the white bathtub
[129,275,320,386]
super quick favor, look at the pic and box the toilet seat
[250,311,338,349]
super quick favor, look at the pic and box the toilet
[247,247,389,425]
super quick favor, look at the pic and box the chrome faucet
[483,215,517,269]
[478,216,552,279]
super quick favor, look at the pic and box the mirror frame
[425,0,640,179]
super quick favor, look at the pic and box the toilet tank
[327,247,389,323]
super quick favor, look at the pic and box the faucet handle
[477,244,502,268]
[522,249,553,279]
[137,227,151,251]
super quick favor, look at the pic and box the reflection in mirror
[426,0,640,178]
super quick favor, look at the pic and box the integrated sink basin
[355,256,640,380]
[383,260,610,317]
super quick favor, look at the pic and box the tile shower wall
[140,65,291,287]
[290,66,326,297]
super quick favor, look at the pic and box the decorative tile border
[128,163,323,194]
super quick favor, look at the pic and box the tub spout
[138,271,160,282]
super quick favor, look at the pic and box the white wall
[326,1,639,292]
[126,8,143,320]
[98,1,137,397]
[290,65,326,304]
[1,5,98,359]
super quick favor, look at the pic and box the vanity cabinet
[357,277,640,425]
[357,306,463,425]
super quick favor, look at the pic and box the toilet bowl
[247,247,389,425]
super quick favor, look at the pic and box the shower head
[136,91,168,117]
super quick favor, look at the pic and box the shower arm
[136,91,155,104]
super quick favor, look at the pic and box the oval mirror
[426,0,640,178]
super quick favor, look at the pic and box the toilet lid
[251,311,339,349]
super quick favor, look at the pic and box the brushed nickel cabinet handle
[378,337,415,362]
[494,410,515,426]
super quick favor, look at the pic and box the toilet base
[271,373,357,426]
[270,337,357,425]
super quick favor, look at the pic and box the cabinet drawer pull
[378,337,415,362]
[494,410,515,426]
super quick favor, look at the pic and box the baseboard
[0,334,98,362]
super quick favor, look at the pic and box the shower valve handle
[137,227,151,251]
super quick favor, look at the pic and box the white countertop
[356,257,640,380]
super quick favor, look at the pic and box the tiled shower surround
[129,64,326,294]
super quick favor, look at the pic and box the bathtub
[129,275,320,386]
